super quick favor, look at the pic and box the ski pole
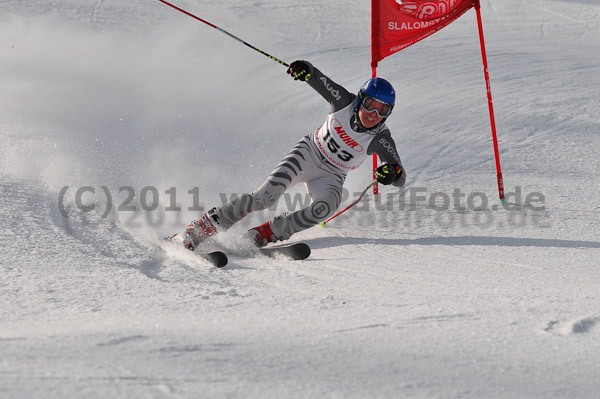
[319,180,377,227]
[157,0,289,67]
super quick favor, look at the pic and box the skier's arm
[287,60,354,112]
[367,130,406,187]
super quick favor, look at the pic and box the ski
[163,234,309,263]
[259,243,311,260]
[163,234,228,268]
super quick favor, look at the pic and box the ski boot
[244,221,278,248]
[183,207,221,250]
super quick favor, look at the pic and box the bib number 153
[323,131,353,162]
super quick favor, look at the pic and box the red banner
[372,0,475,66]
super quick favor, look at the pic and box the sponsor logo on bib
[331,119,364,152]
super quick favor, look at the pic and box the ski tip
[319,222,327,228]
[294,243,311,260]
[208,251,228,268]
[260,242,311,260]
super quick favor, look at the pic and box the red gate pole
[371,67,379,201]
[371,0,380,200]
[474,0,505,201]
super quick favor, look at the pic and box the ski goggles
[361,96,393,118]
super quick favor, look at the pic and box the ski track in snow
[91,0,103,25]
[1,0,600,398]
[544,315,600,336]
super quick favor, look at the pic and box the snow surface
[1,0,600,397]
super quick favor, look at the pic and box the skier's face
[358,107,384,128]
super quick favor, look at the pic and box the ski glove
[287,60,312,82]
[375,164,402,185]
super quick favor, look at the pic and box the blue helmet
[355,77,396,117]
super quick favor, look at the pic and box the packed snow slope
[1,0,599,398]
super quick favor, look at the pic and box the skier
[183,60,406,249]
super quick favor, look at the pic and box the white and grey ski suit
[215,62,406,241]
